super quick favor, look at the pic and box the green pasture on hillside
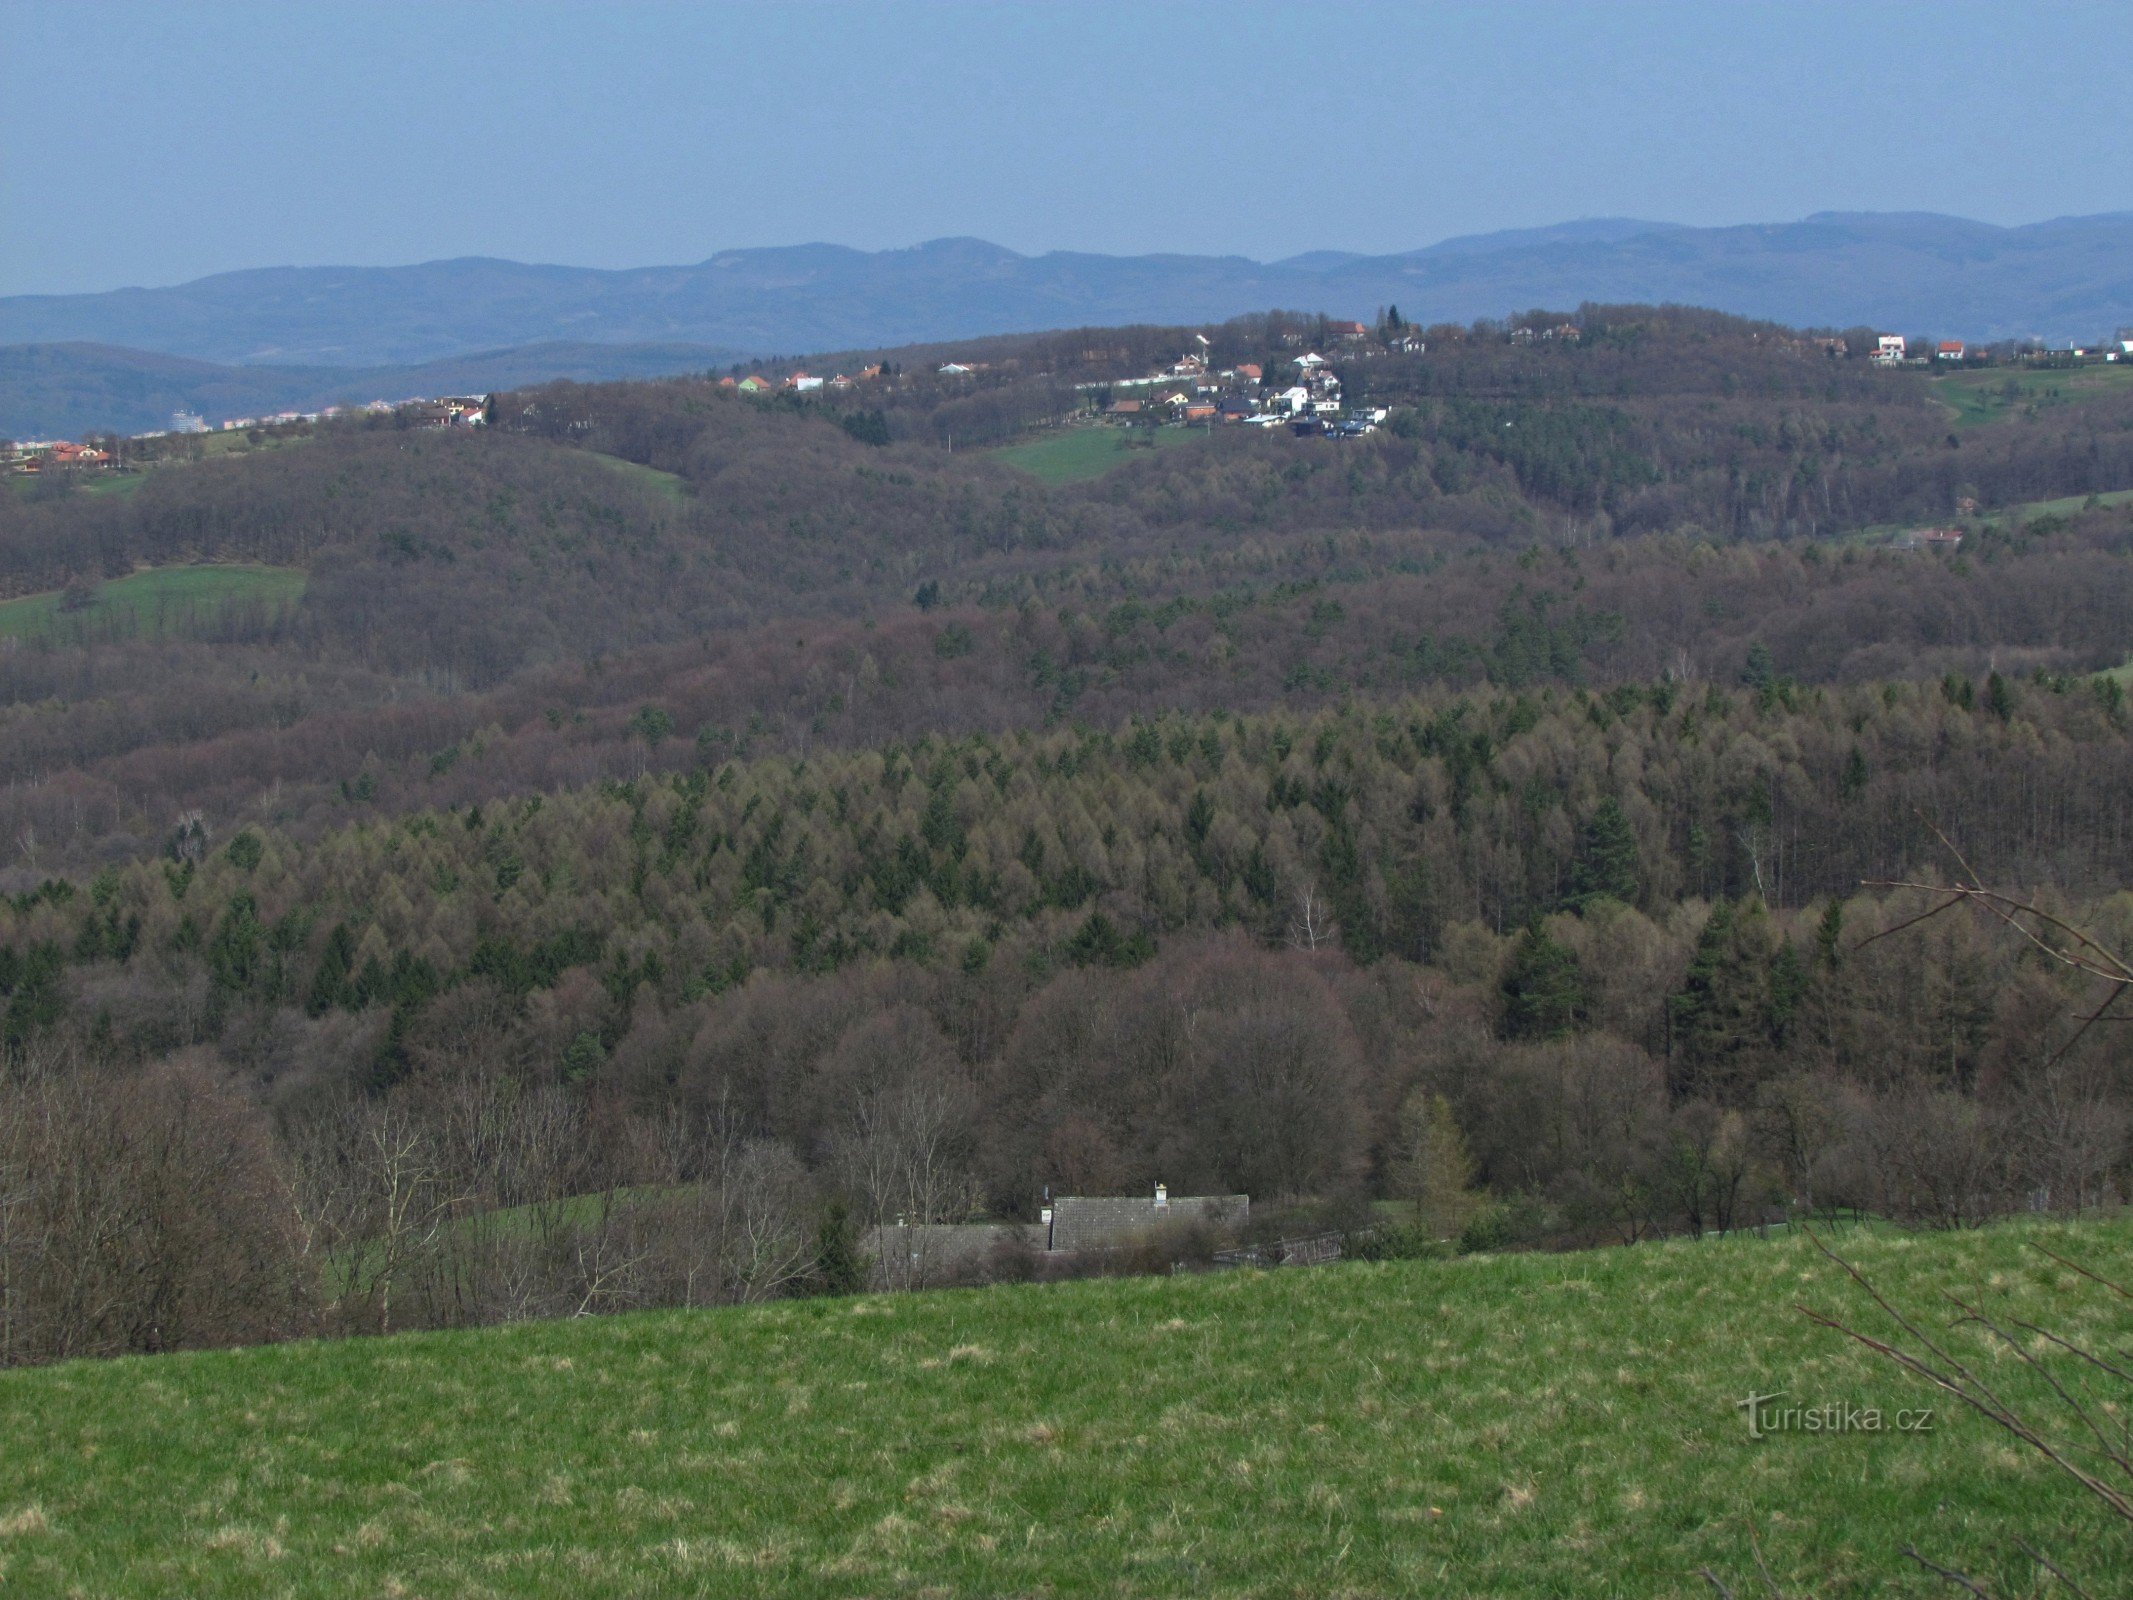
[994,423,1210,484]
[587,451,690,502]
[75,471,149,498]
[0,564,306,643]
[2007,485,2133,520]
[1933,361,2133,428]
[1,1218,2126,1597]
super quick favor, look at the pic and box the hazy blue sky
[4,0,2130,296]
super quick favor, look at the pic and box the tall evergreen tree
[1501,922,1586,1040]
[1568,796,1640,909]
[1667,897,1787,1100]
[1985,671,2015,721]
[1740,642,1775,690]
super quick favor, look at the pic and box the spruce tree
[1569,796,1639,909]
[1814,898,1845,970]
[1501,922,1586,1040]
[1985,671,2015,721]
[1668,897,1786,1100]
[813,1202,866,1296]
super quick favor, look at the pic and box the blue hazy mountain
[6,211,2131,436]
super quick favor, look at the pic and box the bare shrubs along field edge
[1,1220,2126,1598]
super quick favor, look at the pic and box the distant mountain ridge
[6,211,2133,436]
[3,212,2131,375]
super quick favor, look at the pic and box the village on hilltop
[10,312,2133,484]
[2,393,489,478]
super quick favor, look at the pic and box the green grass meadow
[2,1219,2127,1597]
[994,424,1209,484]
[2007,485,2133,520]
[0,564,305,643]
[587,452,690,502]
[1932,362,2133,428]
[74,470,149,499]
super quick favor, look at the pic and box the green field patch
[994,423,1209,483]
[1932,362,2133,428]
[0,564,306,643]
[75,471,149,498]
[587,451,690,501]
[2007,485,2133,520]
[0,1217,2124,1597]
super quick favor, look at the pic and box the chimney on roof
[1154,1182,1168,1210]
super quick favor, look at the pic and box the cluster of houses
[6,393,491,479]
[1869,334,1980,368]
[1082,339,1389,438]
[2,439,114,476]
[722,364,892,396]
[1870,332,2133,368]
[213,394,489,433]
[1509,321,1581,345]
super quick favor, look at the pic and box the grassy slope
[2011,486,2133,519]
[586,450,690,502]
[0,564,305,642]
[1933,362,2133,428]
[994,424,1207,484]
[2,1220,2128,1598]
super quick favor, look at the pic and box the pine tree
[1740,642,1775,690]
[812,1201,866,1295]
[1814,898,1845,970]
[1668,897,1785,1100]
[1501,922,1586,1040]
[1568,796,1639,909]
[306,922,356,1015]
[1985,671,2015,721]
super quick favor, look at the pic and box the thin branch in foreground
[1902,1546,1995,1598]
[2034,1243,2133,1304]
[2017,1540,2096,1600]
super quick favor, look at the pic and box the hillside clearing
[0,563,305,642]
[994,423,1208,483]
[2009,485,2133,520]
[1,1219,2125,1597]
[587,450,689,501]
[1932,362,2133,428]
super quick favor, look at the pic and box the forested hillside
[3,305,2131,1368]
[5,305,2132,875]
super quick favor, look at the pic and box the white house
[1874,335,1907,366]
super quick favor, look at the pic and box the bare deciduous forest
[4,305,2132,1366]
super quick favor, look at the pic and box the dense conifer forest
[3,304,2131,1364]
